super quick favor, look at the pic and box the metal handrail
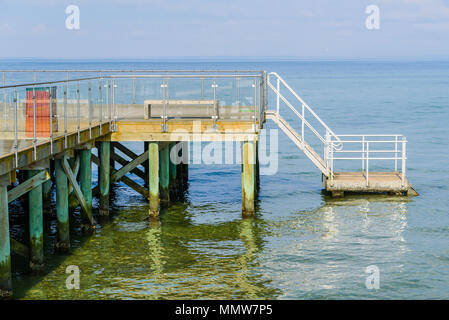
[1,71,265,167]
[267,72,343,151]
[327,135,407,186]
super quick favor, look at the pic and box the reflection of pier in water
[13,201,280,299]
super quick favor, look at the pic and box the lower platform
[325,172,412,195]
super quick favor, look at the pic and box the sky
[0,0,448,59]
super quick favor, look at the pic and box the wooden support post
[42,160,53,207]
[256,141,260,194]
[99,142,110,216]
[0,181,12,298]
[42,179,52,208]
[242,141,256,217]
[27,170,45,273]
[181,141,189,188]
[169,143,177,199]
[79,147,93,225]
[55,159,70,252]
[148,142,159,218]
[159,143,170,204]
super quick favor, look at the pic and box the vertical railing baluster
[276,77,280,114]
[99,78,103,135]
[113,80,117,130]
[49,87,53,155]
[64,82,68,149]
[401,136,406,187]
[201,77,204,100]
[253,79,257,131]
[132,76,136,104]
[14,90,18,167]
[106,81,111,131]
[2,72,6,130]
[301,103,305,143]
[366,141,369,186]
[212,80,218,127]
[161,79,167,132]
[77,81,80,144]
[33,84,37,160]
[395,135,398,172]
[362,136,365,172]
[88,81,92,139]
[236,77,240,107]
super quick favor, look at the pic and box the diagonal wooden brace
[110,152,146,180]
[91,154,148,199]
[112,142,139,161]
[8,170,51,203]
[110,150,149,183]
[62,156,95,226]
[67,155,80,196]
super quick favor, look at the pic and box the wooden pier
[0,70,414,298]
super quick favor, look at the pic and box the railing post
[330,137,334,184]
[33,85,37,160]
[253,79,257,131]
[301,103,305,142]
[99,78,103,135]
[212,80,218,127]
[113,80,117,131]
[77,81,80,144]
[161,79,167,132]
[13,90,18,167]
[88,81,92,139]
[276,77,280,114]
[362,136,365,172]
[201,77,204,100]
[106,81,111,131]
[236,77,240,107]
[2,72,6,131]
[401,136,406,187]
[64,82,68,149]
[324,130,329,169]
[395,135,398,172]
[366,141,369,186]
[132,76,136,104]
[49,87,53,154]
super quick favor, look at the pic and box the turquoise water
[2,59,449,299]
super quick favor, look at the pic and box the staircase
[265,72,343,177]
[265,72,410,194]
[265,110,328,175]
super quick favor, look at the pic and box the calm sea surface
[1,59,449,299]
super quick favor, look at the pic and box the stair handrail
[267,72,343,151]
